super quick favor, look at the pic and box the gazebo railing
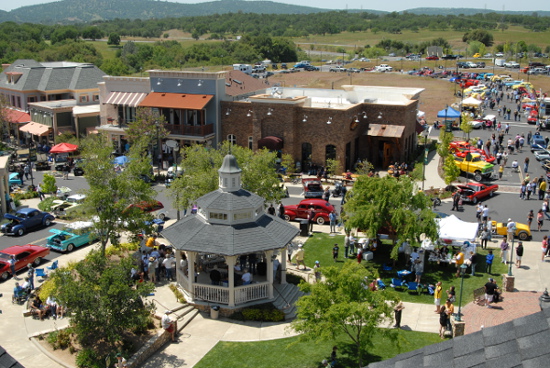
[234,283,268,305]
[177,269,189,291]
[194,284,230,304]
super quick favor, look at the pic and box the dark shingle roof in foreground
[367,307,550,368]
[0,346,25,368]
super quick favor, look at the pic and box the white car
[495,52,504,57]
[468,120,484,129]
[375,64,393,72]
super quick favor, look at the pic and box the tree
[107,33,121,46]
[81,134,157,256]
[125,108,169,147]
[344,176,438,260]
[291,262,399,367]
[42,173,57,196]
[45,250,154,352]
[81,26,103,41]
[443,155,460,185]
[167,142,284,216]
[437,130,453,159]
[325,158,342,178]
[460,112,474,141]
[462,29,494,47]
[50,26,79,44]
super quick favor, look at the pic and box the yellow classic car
[491,220,531,241]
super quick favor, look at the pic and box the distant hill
[404,7,550,17]
[7,0,339,24]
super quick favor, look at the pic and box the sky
[2,0,550,13]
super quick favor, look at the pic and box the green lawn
[195,329,441,368]
[295,233,507,304]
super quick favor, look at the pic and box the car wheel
[16,228,24,236]
[473,197,478,204]
[67,243,75,252]
[33,257,42,267]
[284,214,291,221]
[518,232,529,241]
[316,217,326,225]
[473,172,482,182]
[158,213,166,221]
[1,271,9,281]
[44,218,52,227]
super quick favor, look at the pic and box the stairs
[272,283,306,320]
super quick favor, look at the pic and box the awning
[366,124,405,138]
[3,109,31,124]
[57,127,76,135]
[138,92,213,110]
[73,105,101,116]
[105,92,148,107]
[19,122,51,136]
[258,136,283,150]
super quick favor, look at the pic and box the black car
[304,65,319,71]
[442,55,458,60]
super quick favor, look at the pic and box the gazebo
[162,154,299,308]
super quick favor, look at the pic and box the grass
[295,232,507,304]
[195,329,441,368]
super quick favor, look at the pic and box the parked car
[304,65,319,71]
[302,178,324,198]
[8,172,22,186]
[531,134,547,152]
[283,199,335,225]
[46,221,97,253]
[441,55,458,60]
[374,64,393,72]
[473,53,481,58]
[329,66,347,72]
[347,68,361,73]
[35,161,51,171]
[1,208,55,236]
[125,200,168,220]
[457,183,499,204]
[504,61,520,68]
[0,244,50,280]
[491,221,531,240]
[495,52,504,57]
[426,55,439,60]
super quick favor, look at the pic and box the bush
[233,303,286,322]
[46,328,73,350]
[37,197,56,211]
[12,190,40,201]
[76,348,101,368]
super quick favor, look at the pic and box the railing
[165,123,214,137]
[234,283,268,305]
[176,268,189,291]
[194,284,230,304]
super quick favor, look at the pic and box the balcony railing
[194,284,230,304]
[234,283,268,305]
[165,123,214,137]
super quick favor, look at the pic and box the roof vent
[234,79,242,85]
[225,82,231,87]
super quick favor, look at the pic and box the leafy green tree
[291,262,399,367]
[107,33,121,46]
[50,26,79,44]
[325,158,342,178]
[460,113,474,140]
[344,176,438,259]
[81,134,157,256]
[167,142,284,216]
[437,130,453,159]
[81,26,103,41]
[100,58,130,76]
[462,29,494,46]
[443,155,460,185]
[42,173,57,196]
[46,250,154,350]
[125,108,169,147]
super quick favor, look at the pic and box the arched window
[325,144,337,162]
[248,136,253,150]
[228,134,236,145]
[301,142,312,172]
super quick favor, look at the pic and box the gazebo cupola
[218,154,242,192]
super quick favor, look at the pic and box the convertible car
[46,221,97,253]
[491,220,531,241]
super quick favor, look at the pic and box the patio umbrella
[113,156,129,165]
[436,107,461,119]
[50,142,79,154]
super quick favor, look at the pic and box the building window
[248,136,253,150]
[92,94,100,102]
[210,212,228,220]
[325,144,337,163]
[228,134,236,145]
[234,212,251,220]
[80,95,89,103]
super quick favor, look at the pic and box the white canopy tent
[462,96,482,108]
[422,215,479,250]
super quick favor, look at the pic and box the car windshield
[0,252,11,260]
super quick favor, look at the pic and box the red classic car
[458,183,499,204]
[284,199,335,225]
[0,244,50,281]
[449,141,495,163]
[302,178,324,198]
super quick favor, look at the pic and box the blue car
[8,173,22,186]
[531,134,547,152]
[1,208,54,236]
[46,221,97,253]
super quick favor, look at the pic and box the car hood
[3,213,23,221]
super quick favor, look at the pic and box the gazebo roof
[162,212,299,256]
[198,188,264,212]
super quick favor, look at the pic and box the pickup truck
[302,178,324,198]
[454,153,494,182]
[375,64,393,72]
[329,66,347,72]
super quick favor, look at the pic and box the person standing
[486,250,494,274]
[23,164,30,180]
[27,264,35,291]
[540,179,547,200]
[439,306,448,339]
[516,242,524,268]
[538,209,544,231]
[451,191,460,211]
[278,203,285,220]
[9,255,16,279]
[115,353,128,368]
[329,211,337,233]
[455,250,464,277]
[295,244,306,270]
[267,204,276,216]
[469,251,477,276]
[482,205,489,224]
[340,183,347,205]
[500,239,509,264]
[506,218,516,242]
[434,281,443,313]
[527,209,534,229]
[308,207,315,234]
[542,236,548,262]
[323,187,331,202]
[344,233,351,259]
[524,157,530,173]
[393,301,405,328]
[484,278,498,308]
[313,261,321,283]
[161,310,177,342]
[332,243,339,262]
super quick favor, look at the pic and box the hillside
[405,7,550,16]
[7,0,335,24]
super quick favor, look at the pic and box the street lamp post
[154,121,161,177]
[508,225,517,276]
[456,264,468,322]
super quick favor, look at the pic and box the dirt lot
[268,70,550,124]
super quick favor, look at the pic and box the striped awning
[104,92,148,107]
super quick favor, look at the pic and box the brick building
[222,85,424,172]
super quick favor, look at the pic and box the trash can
[300,220,309,237]
[210,305,220,320]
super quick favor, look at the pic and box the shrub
[37,197,56,211]
[12,190,40,201]
[239,306,285,322]
[46,328,72,350]
[76,348,101,368]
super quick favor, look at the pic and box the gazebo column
[226,255,237,307]
[266,250,274,299]
[187,251,196,303]
[280,248,287,285]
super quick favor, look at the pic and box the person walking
[516,242,524,268]
[329,211,337,233]
[36,183,45,200]
[500,239,509,264]
[480,227,489,249]
[313,261,321,283]
[484,278,498,308]
[540,178,547,200]
[434,281,443,313]
[486,250,494,274]
[295,244,306,270]
[527,210,534,229]
[332,243,339,262]
[340,183,347,205]
[469,251,477,276]
[393,301,405,329]
[542,236,548,262]
[538,209,544,231]
[524,157,530,173]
